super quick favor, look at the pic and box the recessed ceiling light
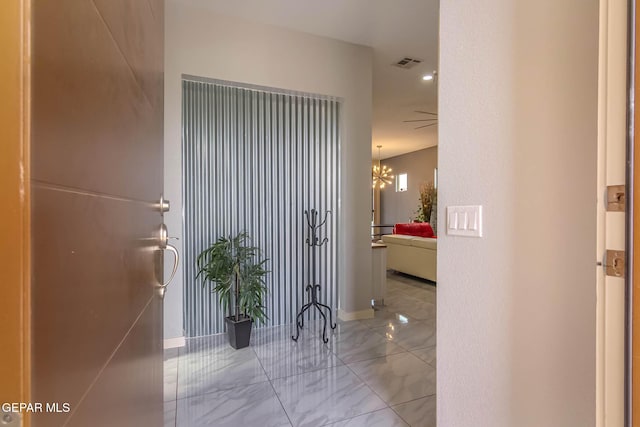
[422,74,434,81]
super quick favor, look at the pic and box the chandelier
[372,145,393,189]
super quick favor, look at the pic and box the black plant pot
[225,315,252,349]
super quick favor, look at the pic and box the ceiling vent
[393,57,423,69]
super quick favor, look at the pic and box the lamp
[372,145,393,189]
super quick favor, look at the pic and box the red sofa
[393,222,436,238]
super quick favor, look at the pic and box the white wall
[380,147,438,226]
[438,1,598,426]
[164,1,373,338]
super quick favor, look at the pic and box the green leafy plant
[196,232,269,324]
[414,181,437,223]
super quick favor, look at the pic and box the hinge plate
[606,185,625,212]
[605,250,625,277]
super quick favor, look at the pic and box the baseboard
[338,308,374,321]
[163,336,186,349]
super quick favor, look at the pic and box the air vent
[393,57,423,69]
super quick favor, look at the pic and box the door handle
[157,223,179,299]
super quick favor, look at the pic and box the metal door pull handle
[163,244,179,286]
[158,243,179,298]
[157,222,179,298]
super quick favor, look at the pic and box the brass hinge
[606,185,625,212]
[604,250,625,277]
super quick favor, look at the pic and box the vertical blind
[182,78,341,337]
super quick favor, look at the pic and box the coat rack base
[291,284,337,343]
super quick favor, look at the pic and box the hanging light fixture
[372,145,394,189]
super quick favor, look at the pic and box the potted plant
[196,232,269,349]
[414,181,437,224]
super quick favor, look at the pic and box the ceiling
[181,0,440,159]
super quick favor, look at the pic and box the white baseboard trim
[163,336,186,349]
[338,308,374,321]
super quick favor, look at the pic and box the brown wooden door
[634,0,640,421]
[634,2,640,425]
[0,0,31,423]
[30,1,165,426]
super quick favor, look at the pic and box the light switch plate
[446,205,483,237]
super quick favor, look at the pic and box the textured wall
[438,0,598,425]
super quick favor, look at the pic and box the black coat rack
[292,209,337,343]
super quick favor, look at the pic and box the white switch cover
[446,205,483,237]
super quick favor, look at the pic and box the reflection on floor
[164,272,436,427]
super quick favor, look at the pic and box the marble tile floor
[164,272,436,427]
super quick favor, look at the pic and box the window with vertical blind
[182,77,341,336]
